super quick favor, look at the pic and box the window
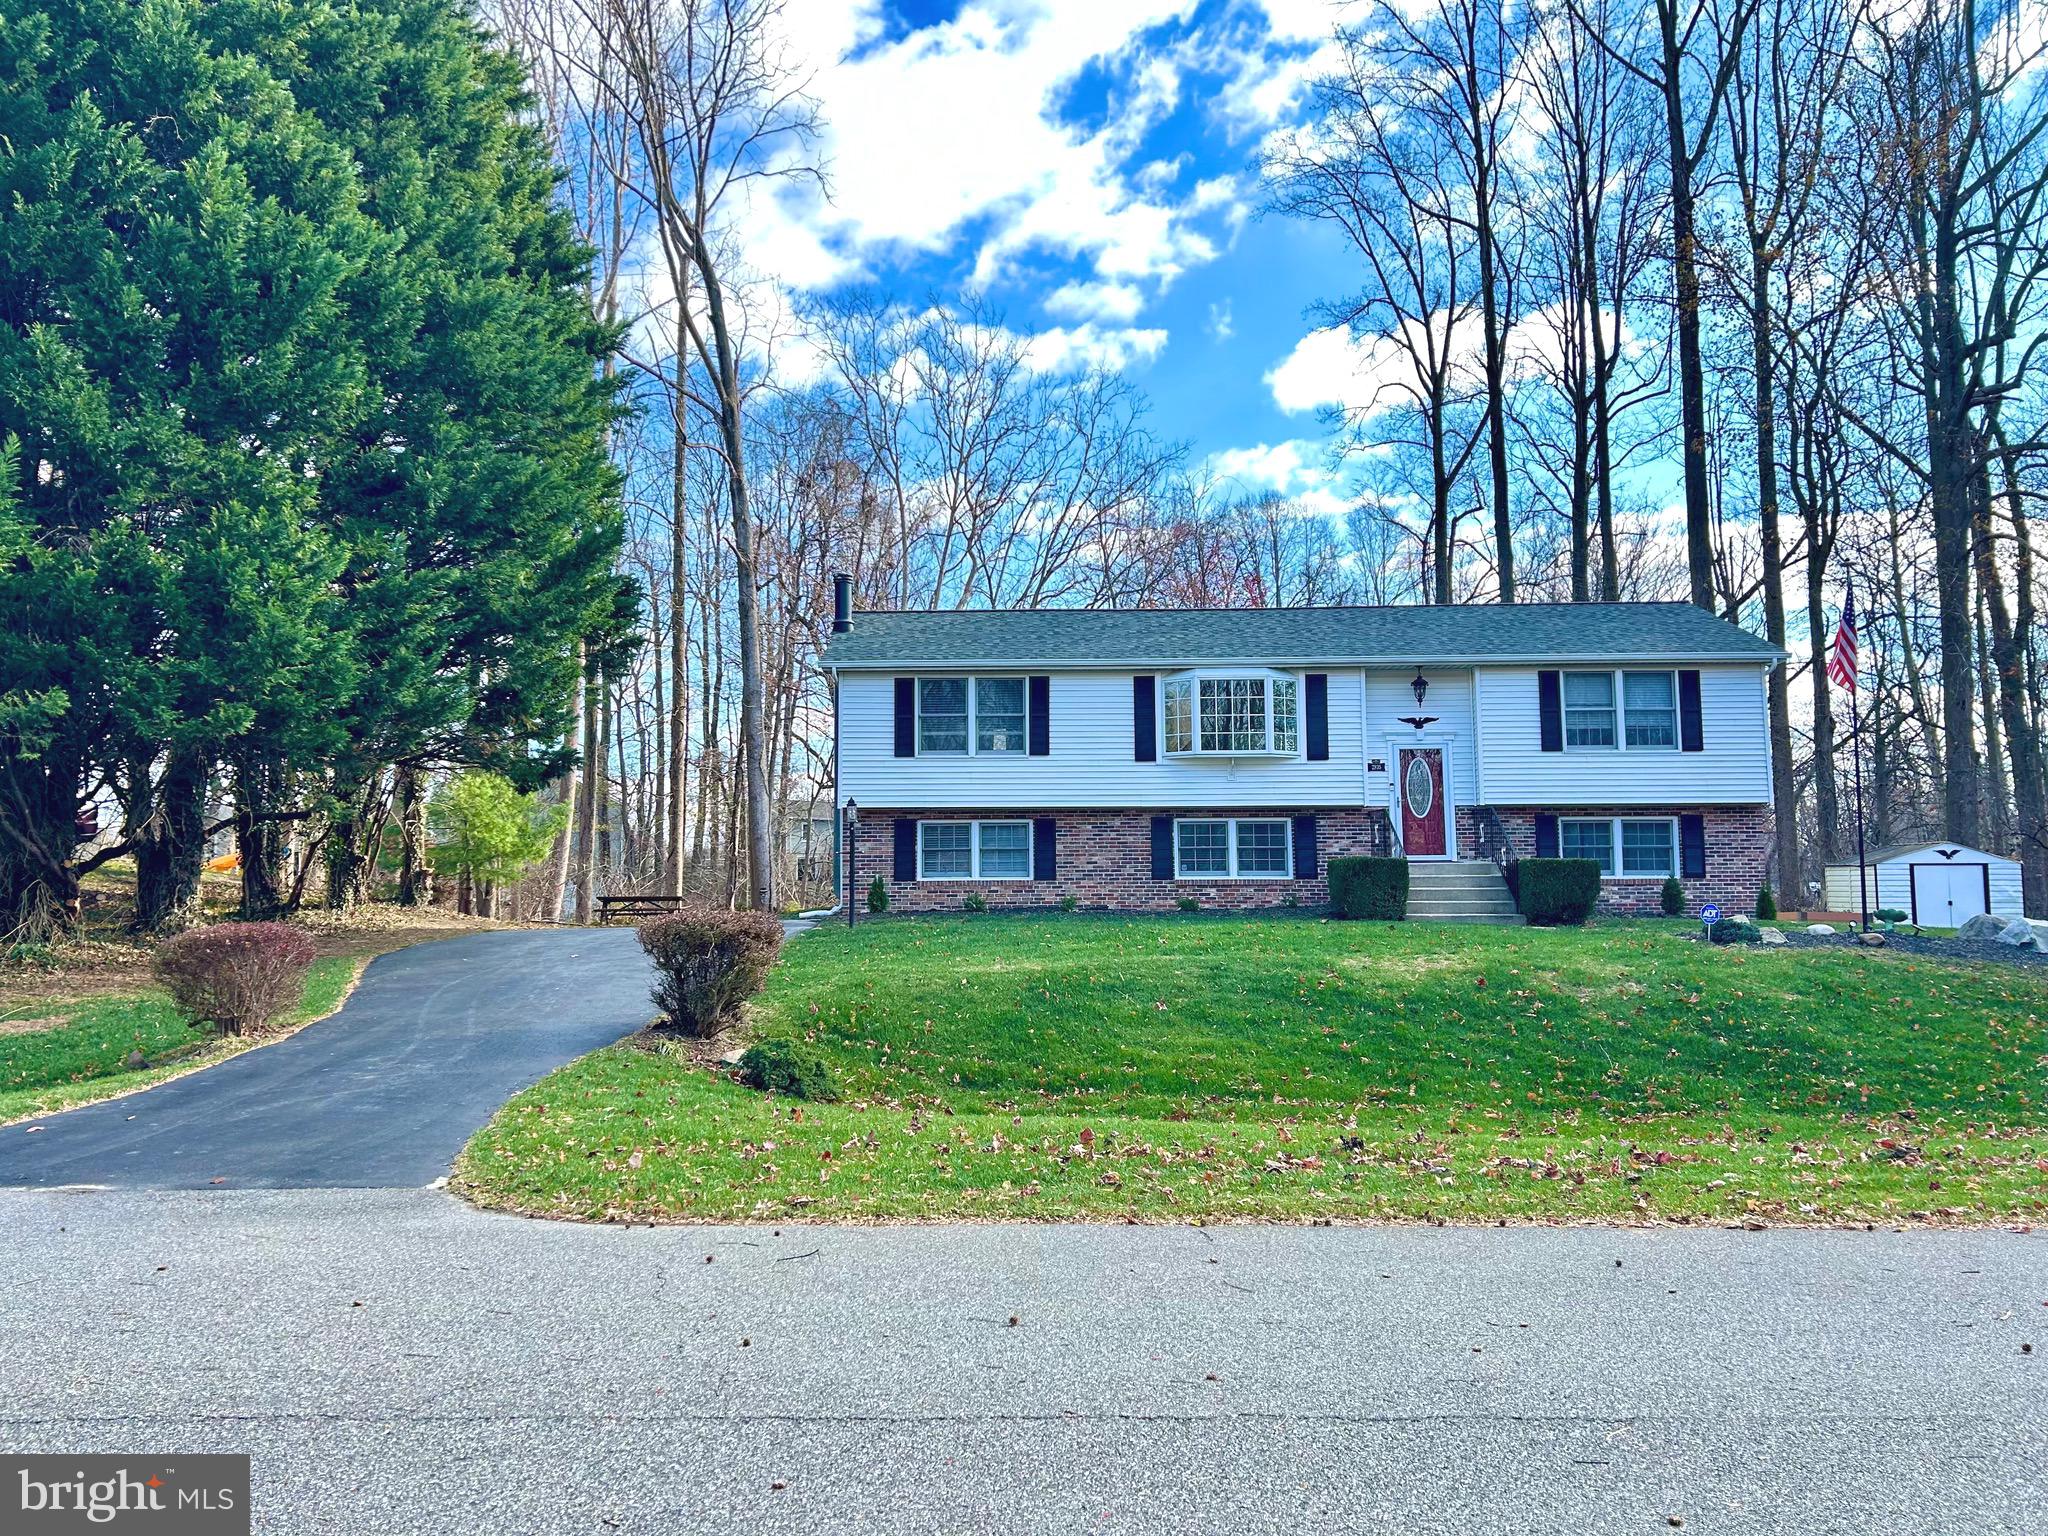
[1562,672,1616,748]
[1175,817,1292,879]
[918,821,972,877]
[918,820,1032,880]
[1558,817,1678,879]
[1162,672,1300,756]
[1560,817,1615,874]
[917,676,1029,755]
[1623,671,1677,749]
[975,677,1026,754]
[917,678,968,754]
[1619,818,1676,877]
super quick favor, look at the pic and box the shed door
[1910,863,1988,927]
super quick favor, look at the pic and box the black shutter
[1305,674,1329,761]
[1292,815,1318,880]
[1033,817,1056,882]
[1678,670,1704,752]
[1150,816,1173,880]
[893,678,916,757]
[1133,676,1157,762]
[893,818,917,882]
[1534,813,1559,858]
[1679,814,1706,878]
[1538,670,1563,752]
[1028,675,1050,756]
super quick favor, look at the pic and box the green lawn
[0,956,360,1124]
[457,915,2048,1226]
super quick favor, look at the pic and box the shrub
[1327,856,1408,920]
[962,893,988,913]
[638,906,784,1039]
[1875,907,1906,924]
[1516,859,1602,926]
[1176,895,1200,912]
[1755,883,1777,920]
[736,1038,839,1102]
[1709,915,1760,945]
[866,875,888,914]
[1058,894,1079,912]
[1661,876,1684,916]
[153,922,316,1036]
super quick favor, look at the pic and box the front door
[1910,863,1987,927]
[1398,746,1447,858]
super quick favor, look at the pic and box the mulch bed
[1777,928,2048,968]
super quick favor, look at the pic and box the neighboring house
[1822,843,2024,925]
[823,577,1781,918]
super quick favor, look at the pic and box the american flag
[1827,590,1859,693]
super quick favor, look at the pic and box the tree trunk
[572,654,600,923]
[1982,443,2048,909]
[1805,555,1839,867]
[395,765,430,907]
[668,389,690,896]
[1659,5,1715,612]
[546,646,584,923]
[133,745,208,934]
[234,753,291,921]
[1748,241,1798,901]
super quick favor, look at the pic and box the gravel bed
[1776,928,2048,968]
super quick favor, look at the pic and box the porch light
[1410,671,1430,706]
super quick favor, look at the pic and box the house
[823,576,1781,918]
[1822,843,2024,926]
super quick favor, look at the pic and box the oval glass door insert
[1403,756,1434,819]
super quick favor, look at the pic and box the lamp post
[844,799,858,930]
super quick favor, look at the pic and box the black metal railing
[1474,806,1513,871]
[1367,808,1395,860]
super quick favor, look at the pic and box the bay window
[1161,671,1299,756]
[917,820,1032,880]
[1174,817,1292,879]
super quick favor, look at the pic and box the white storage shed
[1822,842,2025,925]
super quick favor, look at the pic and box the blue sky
[745,0,1367,510]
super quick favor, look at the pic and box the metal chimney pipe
[831,572,852,634]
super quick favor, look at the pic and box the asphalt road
[1,1188,2040,1535]
[0,928,655,1189]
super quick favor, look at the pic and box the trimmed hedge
[1515,858,1602,926]
[1661,876,1684,916]
[153,921,316,1036]
[1328,856,1408,920]
[737,1038,839,1101]
[638,906,784,1038]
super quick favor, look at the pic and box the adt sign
[1699,903,1722,924]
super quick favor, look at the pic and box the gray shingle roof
[825,602,1783,669]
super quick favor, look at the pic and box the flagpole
[1847,586,1870,934]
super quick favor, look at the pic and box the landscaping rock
[1991,918,2039,949]
[1759,927,1787,945]
[1805,923,1836,936]
[1858,931,1887,947]
[125,1050,147,1070]
[1957,913,2009,942]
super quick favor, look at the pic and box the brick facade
[850,802,1772,918]
[1459,804,1772,917]
[851,807,1390,914]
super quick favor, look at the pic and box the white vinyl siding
[917,819,1032,880]
[1475,664,1771,805]
[1175,817,1291,879]
[838,671,1365,809]
[1362,668,1476,805]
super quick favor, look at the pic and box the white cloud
[1205,437,1353,516]
[760,0,1224,295]
[1020,322,1170,373]
[1207,298,1235,340]
[1044,279,1149,323]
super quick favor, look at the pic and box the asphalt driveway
[0,927,655,1189]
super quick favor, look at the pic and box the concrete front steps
[1406,860,1525,924]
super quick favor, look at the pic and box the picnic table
[596,893,689,925]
